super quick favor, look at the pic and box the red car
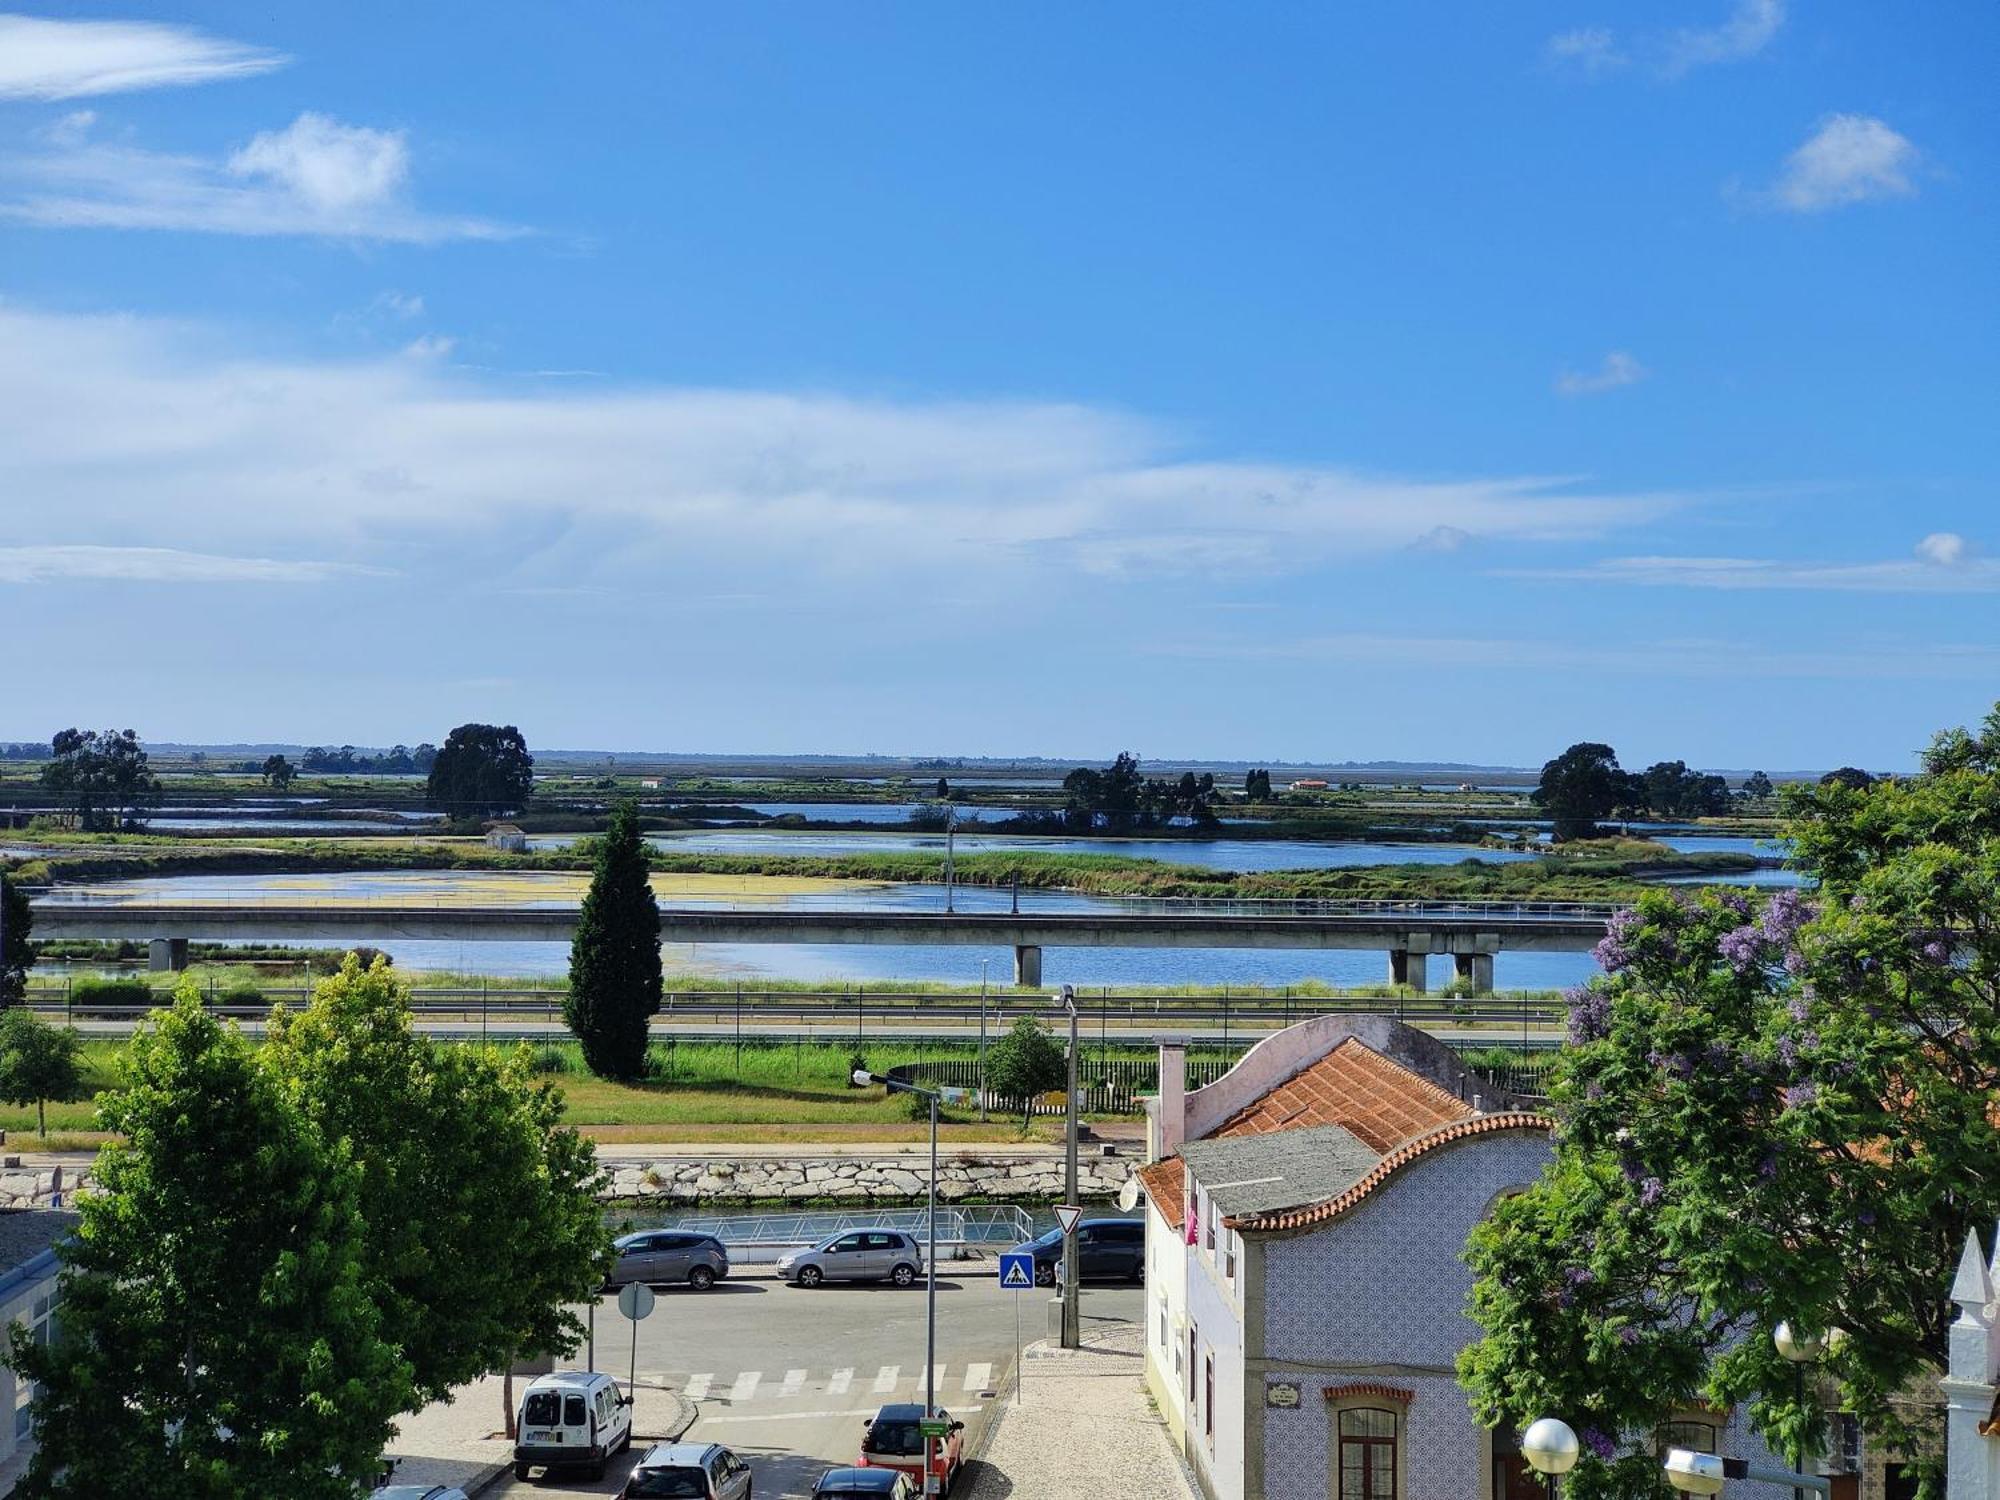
[857,1403,964,1494]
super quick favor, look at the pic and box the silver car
[605,1230,731,1291]
[777,1230,924,1288]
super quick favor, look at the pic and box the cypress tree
[564,802,661,1078]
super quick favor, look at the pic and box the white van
[513,1370,632,1482]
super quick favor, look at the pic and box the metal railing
[641,1205,1035,1250]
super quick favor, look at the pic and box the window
[13,1289,56,1440]
[563,1394,587,1426]
[833,1233,867,1252]
[1204,1195,1216,1252]
[1224,1231,1237,1281]
[1204,1355,1216,1444]
[1187,1327,1198,1403]
[1656,1419,1718,1457]
[1158,1292,1168,1349]
[1337,1408,1397,1500]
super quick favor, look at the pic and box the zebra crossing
[651,1362,996,1405]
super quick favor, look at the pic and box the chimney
[1156,1039,1187,1161]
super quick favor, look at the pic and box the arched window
[1337,1407,1398,1500]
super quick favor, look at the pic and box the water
[39,869,1603,989]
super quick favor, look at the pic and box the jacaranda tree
[1460,705,2000,1500]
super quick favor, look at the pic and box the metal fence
[644,1205,1036,1250]
[884,1054,1240,1118]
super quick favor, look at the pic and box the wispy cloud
[1545,27,1626,77]
[1743,114,1922,213]
[0,545,375,585]
[0,302,1688,592]
[1167,631,2000,681]
[1556,351,1648,397]
[1662,0,1786,76]
[0,13,285,99]
[1506,535,1995,593]
[0,111,519,243]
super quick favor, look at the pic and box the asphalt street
[490,1266,1145,1499]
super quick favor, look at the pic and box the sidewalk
[963,1323,1196,1500]
[383,1376,695,1496]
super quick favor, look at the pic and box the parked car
[777,1230,924,1287]
[513,1370,633,1482]
[857,1402,963,1493]
[623,1440,754,1499]
[369,1489,469,1500]
[811,1466,916,1499]
[1013,1217,1145,1285]
[605,1230,730,1291]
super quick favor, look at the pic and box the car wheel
[1129,1258,1146,1284]
[589,1455,605,1481]
[513,1461,531,1481]
[1034,1262,1056,1288]
[890,1262,917,1287]
[797,1265,824,1287]
[689,1264,716,1290]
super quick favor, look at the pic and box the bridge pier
[147,937,189,973]
[1388,948,1428,994]
[1453,953,1495,994]
[1013,945,1043,988]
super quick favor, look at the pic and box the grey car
[605,1231,731,1291]
[776,1230,925,1288]
[623,1440,753,1499]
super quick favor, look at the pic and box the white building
[0,1209,77,1495]
[1946,1222,2000,1500]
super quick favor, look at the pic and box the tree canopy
[0,1009,83,1136]
[565,801,662,1078]
[0,870,30,1006]
[1741,770,1775,799]
[1635,759,1732,819]
[1062,753,1220,832]
[1532,742,1638,841]
[425,724,533,815]
[9,989,411,1499]
[38,728,162,831]
[985,1017,1067,1127]
[260,753,295,790]
[1461,704,2000,1499]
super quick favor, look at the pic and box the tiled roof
[1135,1158,1185,1231]
[1226,1113,1551,1232]
[1214,1036,1477,1150]
[1323,1383,1415,1405]
[1181,1125,1381,1219]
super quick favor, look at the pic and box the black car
[811,1467,916,1499]
[1014,1217,1144,1285]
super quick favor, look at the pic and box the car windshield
[628,1466,711,1498]
[863,1420,924,1457]
[522,1392,561,1426]
[1031,1229,1061,1248]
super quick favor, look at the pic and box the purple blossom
[1640,1177,1665,1207]
[1717,890,1752,918]
[1618,1325,1641,1345]
[1788,996,1811,1023]
[1594,908,1643,973]
[1564,1265,1596,1287]
[1921,937,1953,965]
[1581,1427,1617,1461]
[1783,1082,1818,1110]
[1719,923,1766,974]
[1777,1036,1798,1070]
[1567,985,1613,1045]
[1760,890,1815,947]
[1757,1148,1779,1181]
[1858,1209,1876,1226]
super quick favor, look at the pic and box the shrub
[69,976,157,1009]
[215,984,265,1009]
[528,1044,577,1075]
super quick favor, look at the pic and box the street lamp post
[943,806,955,914]
[857,1067,943,1493]
[1052,983,1080,1349]
[1773,1321,1825,1500]
[1521,1416,1579,1500]
[977,958,990,1124]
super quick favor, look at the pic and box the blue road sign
[998,1252,1036,1290]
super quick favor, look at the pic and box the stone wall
[601,1151,1134,1204]
[0,1167,89,1210]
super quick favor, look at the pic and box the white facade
[1144,1189,1192,1451]
[1945,1223,2000,1500]
[0,1244,63,1494]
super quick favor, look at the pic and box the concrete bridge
[28,896,1615,993]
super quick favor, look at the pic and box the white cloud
[1662,0,1785,75]
[1546,27,1626,76]
[375,291,426,320]
[0,302,1686,592]
[1755,115,1921,213]
[0,111,518,243]
[0,13,285,99]
[1555,351,1648,397]
[0,545,372,585]
[1508,540,2000,593]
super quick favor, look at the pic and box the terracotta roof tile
[1226,1113,1551,1232]
[1323,1383,1415,1405]
[1214,1036,1477,1151]
[1135,1158,1186,1232]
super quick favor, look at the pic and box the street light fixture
[1521,1417,1579,1499]
[1049,983,1080,1349]
[1662,1449,1832,1497]
[1773,1322,1824,1500]
[854,1068,945,1491]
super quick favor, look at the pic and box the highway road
[491,1265,1144,1499]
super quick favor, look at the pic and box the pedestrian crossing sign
[998,1252,1035,1289]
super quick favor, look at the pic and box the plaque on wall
[1265,1381,1302,1409]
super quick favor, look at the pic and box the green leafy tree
[1818,765,1876,790]
[38,728,162,831]
[0,1009,83,1136]
[1741,770,1774,800]
[1637,760,1733,819]
[263,956,607,1405]
[1,870,30,1006]
[564,802,662,1077]
[1461,705,2000,1500]
[8,987,411,1499]
[425,723,534,816]
[260,753,295,790]
[1532,742,1639,841]
[1244,768,1272,801]
[984,1017,1067,1129]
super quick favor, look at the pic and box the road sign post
[617,1281,655,1401]
[998,1251,1035,1406]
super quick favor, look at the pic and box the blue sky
[1,1,1993,768]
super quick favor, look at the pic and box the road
[491,1265,1144,1499]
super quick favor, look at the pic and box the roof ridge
[1332,1035,1482,1115]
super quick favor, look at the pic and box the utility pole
[943,804,956,914]
[1057,984,1081,1348]
[978,958,990,1123]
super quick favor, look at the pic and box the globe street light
[1521,1416,1580,1500]
[1773,1322,1824,1500]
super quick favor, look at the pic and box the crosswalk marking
[829,1368,854,1395]
[684,1373,713,1401]
[729,1371,761,1402]
[780,1368,807,1396]
[962,1362,992,1392]
[873,1364,900,1393]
